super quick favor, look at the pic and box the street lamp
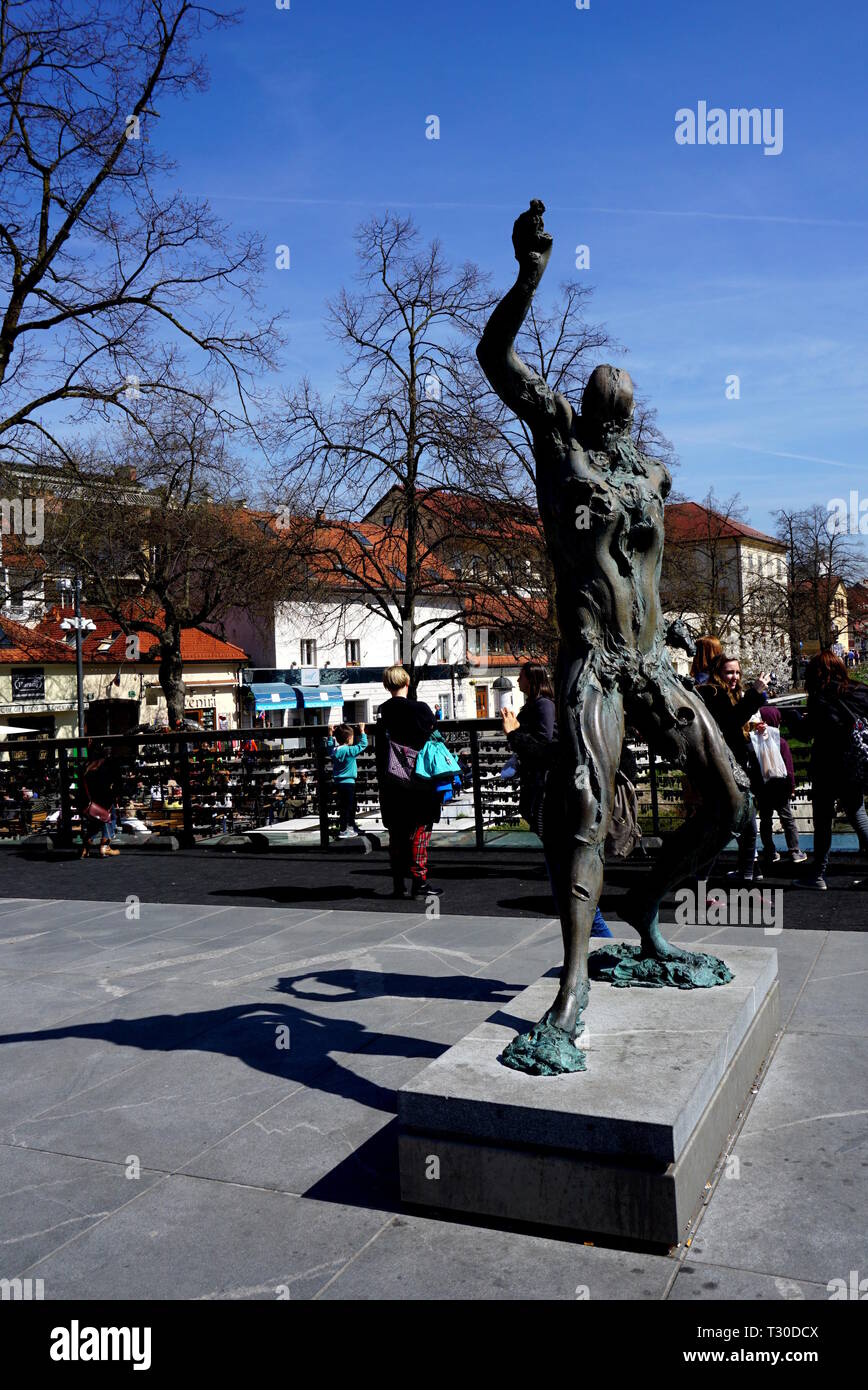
[58,576,96,738]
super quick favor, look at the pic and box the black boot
[389,877,407,899]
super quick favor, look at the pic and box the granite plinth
[398,943,779,1245]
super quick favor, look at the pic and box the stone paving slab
[668,1263,832,1301]
[12,1175,395,1300]
[0,1146,164,1275]
[316,1212,672,1301]
[686,1032,868,1286]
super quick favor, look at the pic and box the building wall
[0,662,244,737]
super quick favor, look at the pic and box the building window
[437,637,451,662]
[345,639,360,666]
[6,588,26,618]
[439,694,452,718]
[300,639,317,665]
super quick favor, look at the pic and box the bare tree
[776,504,868,675]
[0,0,283,467]
[39,394,312,724]
[270,212,496,691]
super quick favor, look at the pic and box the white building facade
[221,596,490,727]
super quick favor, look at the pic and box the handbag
[385,736,418,784]
[84,800,112,823]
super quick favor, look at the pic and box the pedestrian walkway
[0,894,863,1299]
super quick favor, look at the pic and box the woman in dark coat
[501,662,556,838]
[782,650,868,890]
[697,653,769,882]
[79,749,123,858]
[375,664,441,900]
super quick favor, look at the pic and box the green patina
[501,986,590,1076]
[588,942,733,990]
[501,1016,587,1075]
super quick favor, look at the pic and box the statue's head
[581,365,634,438]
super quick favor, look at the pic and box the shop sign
[11,668,45,700]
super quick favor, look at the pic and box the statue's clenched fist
[512,199,553,275]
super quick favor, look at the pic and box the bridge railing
[0,707,819,850]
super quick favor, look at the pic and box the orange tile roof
[665,501,782,547]
[30,606,248,665]
[0,614,72,662]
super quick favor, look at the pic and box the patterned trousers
[389,823,432,883]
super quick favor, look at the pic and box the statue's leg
[547,675,624,1027]
[605,674,749,984]
[501,668,623,1074]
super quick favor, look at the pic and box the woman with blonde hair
[375,665,441,899]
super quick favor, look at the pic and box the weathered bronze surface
[478,201,748,1075]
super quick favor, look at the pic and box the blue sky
[162,0,867,538]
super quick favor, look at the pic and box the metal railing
[0,704,826,851]
[0,719,672,850]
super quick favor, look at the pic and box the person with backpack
[375,665,441,900]
[326,722,367,839]
[783,650,868,890]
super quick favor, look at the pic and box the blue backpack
[414,731,461,796]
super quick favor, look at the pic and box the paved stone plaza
[0,891,865,1300]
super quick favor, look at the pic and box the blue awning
[295,686,343,709]
[251,682,297,711]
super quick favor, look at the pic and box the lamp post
[58,576,96,738]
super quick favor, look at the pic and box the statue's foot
[500,980,590,1076]
[638,913,691,964]
[545,977,590,1035]
[594,897,731,988]
[619,898,691,961]
[501,1012,587,1075]
[590,939,733,990]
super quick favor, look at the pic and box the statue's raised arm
[477,201,572,439]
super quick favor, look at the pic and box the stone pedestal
[398,943,779,1245]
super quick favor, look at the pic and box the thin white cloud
[193,192,868,230]
[697,442,854,469]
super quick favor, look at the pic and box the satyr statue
[477,201,750,1076]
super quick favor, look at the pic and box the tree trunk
[158,626,186,728]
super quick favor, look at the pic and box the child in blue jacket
[327,722,368,838]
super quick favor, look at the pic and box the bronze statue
[477,201,750,1075]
